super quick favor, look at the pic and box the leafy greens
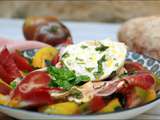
[47,66,90,90]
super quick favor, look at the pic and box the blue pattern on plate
[127,51,160,77]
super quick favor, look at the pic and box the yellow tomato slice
[32,47,58,68]
[39,102,80,115]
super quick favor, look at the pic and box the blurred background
[0,0,160,22]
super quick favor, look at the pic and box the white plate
[0,19,159,120]
[0,99,159,120]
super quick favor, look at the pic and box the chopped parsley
[10,77,22,89]
[118,72,128,78]
[81,45,88,49]
[76,57,85,64]
[115,63,119,67]
[70,87,83,99]
[85,67,94,72]
[95,43,109,52]
[47,66,90,90]
[155,75,160,85]
[62,52,70,58]
[76,57,84,61]
[94,55,106,79]
[10,81,17,89]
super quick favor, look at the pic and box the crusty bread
[118,16,160,59]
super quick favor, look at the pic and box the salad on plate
[0,16,159,116]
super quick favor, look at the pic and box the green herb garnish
[47,66,90,90]
[94,55,106,79]
[95,43,109,52]
[23,70,29,75]
[70,88,83,99]
[119,72,128,78]
[10,81,17,89]
[81,45,88,49]
[10,77,22,89]
[76,57,85,64]
[62,52,70,58]
[85,67,94,72]
[155,75,160,85]
[76,57,84,62]
[115,63,119,67]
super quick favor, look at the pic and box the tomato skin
[90,96,106,112]
[0,48,21,84]
[11,52,33,72]
[12,71,51,96]
[21,88,54,106]
[51,53,59,65]
[23,16,72,47]
[119,86,134,95]
[0,79,12,95]
[11,71,53,107]
[124,72,155,90]
[125,91,138,108]
[124,61,145,72]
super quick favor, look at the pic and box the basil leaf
[10,81,17,89]
[75,75,90,85]
[47,66,90,90]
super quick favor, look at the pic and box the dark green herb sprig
[47,66,90,90]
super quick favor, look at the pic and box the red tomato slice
[0,48,21,84]
[0,79,12,95]
[11,71,53,107]
[125,91,141,108]
[119,85,134,94]
[51,53,59,65]
[90,96,106,112]
[124,61,145,73]
[12,71,51,96]
[20,88,54,107]
[11,52,33,72]
[123,71,155,90]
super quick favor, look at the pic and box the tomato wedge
[11,71,54,107]
[90,96,106,112]
[0,79,12,95]
[0,48,21,84]
[123,71,155,90]
[20,88,53,107]
[124,61,145,73]
[11,51,33,72]
[51,53,59,65]
[125,91,140,108]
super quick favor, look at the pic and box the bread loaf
[118,16,160,59]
